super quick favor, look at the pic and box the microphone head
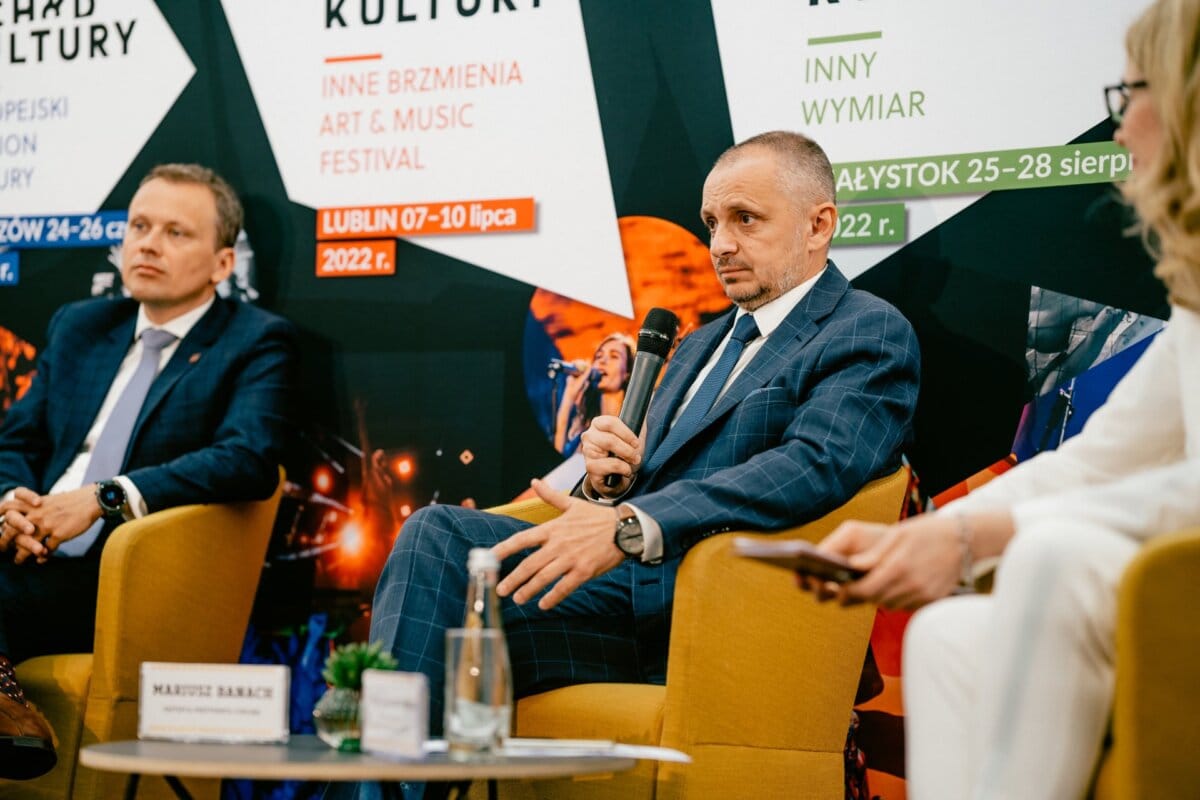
[637,308,680,359]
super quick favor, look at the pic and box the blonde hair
[1122,0,1200,309]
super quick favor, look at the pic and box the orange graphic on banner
[316,240,396,278]
[324,53,381,64]
[316,198,535,240]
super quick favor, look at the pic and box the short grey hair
[715,131,836,207]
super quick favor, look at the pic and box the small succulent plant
[321,641,398,690]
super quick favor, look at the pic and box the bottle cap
[468,547,500,572]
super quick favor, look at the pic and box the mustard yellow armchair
[1090,527,1200,800]
[4,473,283,800]
[478,467,908,800]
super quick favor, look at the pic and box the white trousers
[903,519,1139,800]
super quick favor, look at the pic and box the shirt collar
[135,296,216,342]
[734,264,827,339]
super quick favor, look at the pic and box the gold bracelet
[953,512,975,593]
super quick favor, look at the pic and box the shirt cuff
[579,474,637,505]
[623,502,664,564]
[114,475,148,520]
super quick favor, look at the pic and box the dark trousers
[0,555,101,661]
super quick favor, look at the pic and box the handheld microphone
[605,307,680,489]
[547,358,596,378]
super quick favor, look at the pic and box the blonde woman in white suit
[807,1,1200,797]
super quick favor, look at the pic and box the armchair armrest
[484,497,563,525]
[1109,526,1200,798]
[89,472,284,725]
[659,466,907,754]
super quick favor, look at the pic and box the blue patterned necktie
[57,327,177,557]
[644,313,760,474]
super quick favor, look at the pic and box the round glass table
[81,735,637,800]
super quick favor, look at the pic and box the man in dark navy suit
[368,131,920,767]
[0,164,297,779]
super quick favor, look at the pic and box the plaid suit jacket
[0,297,297,515]
[630,263,920,561]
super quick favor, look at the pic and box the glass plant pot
[312,686,361,752]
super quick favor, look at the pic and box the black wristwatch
[614,513,645,559]
[95,479,129,520]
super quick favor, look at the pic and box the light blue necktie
[57,328,177,557]
[644,313,760,474]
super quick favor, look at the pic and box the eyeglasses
[1104,80,1149,125]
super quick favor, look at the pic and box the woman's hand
[837,515,964,609]
[561,360,593,402]
[802,509,1015,610]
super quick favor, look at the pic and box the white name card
[361,669,428,758]
[138,662,290,743]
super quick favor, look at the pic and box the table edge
[79,745,638,782]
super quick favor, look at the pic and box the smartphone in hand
[733,537,865,584]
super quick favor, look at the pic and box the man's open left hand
[493,478,625,611]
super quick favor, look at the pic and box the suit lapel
[128,300,230,451]
[63,313,136,459]
[643,311,735,460]
[646,265,850,471]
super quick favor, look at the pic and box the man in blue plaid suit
[0,164,297,779]
[369,131,919,754]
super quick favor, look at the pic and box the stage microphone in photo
[605,307,680,488]
[546,358,599,380]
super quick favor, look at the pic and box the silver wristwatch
[614,513,645,558]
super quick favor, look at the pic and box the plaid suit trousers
[368,504,670,736]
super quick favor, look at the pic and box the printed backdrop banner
[220,0,631,316]
[0,4,1166,797]
[0,0,194,215]
[713,0,1140,278]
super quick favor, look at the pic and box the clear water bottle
[445,548,512,759]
